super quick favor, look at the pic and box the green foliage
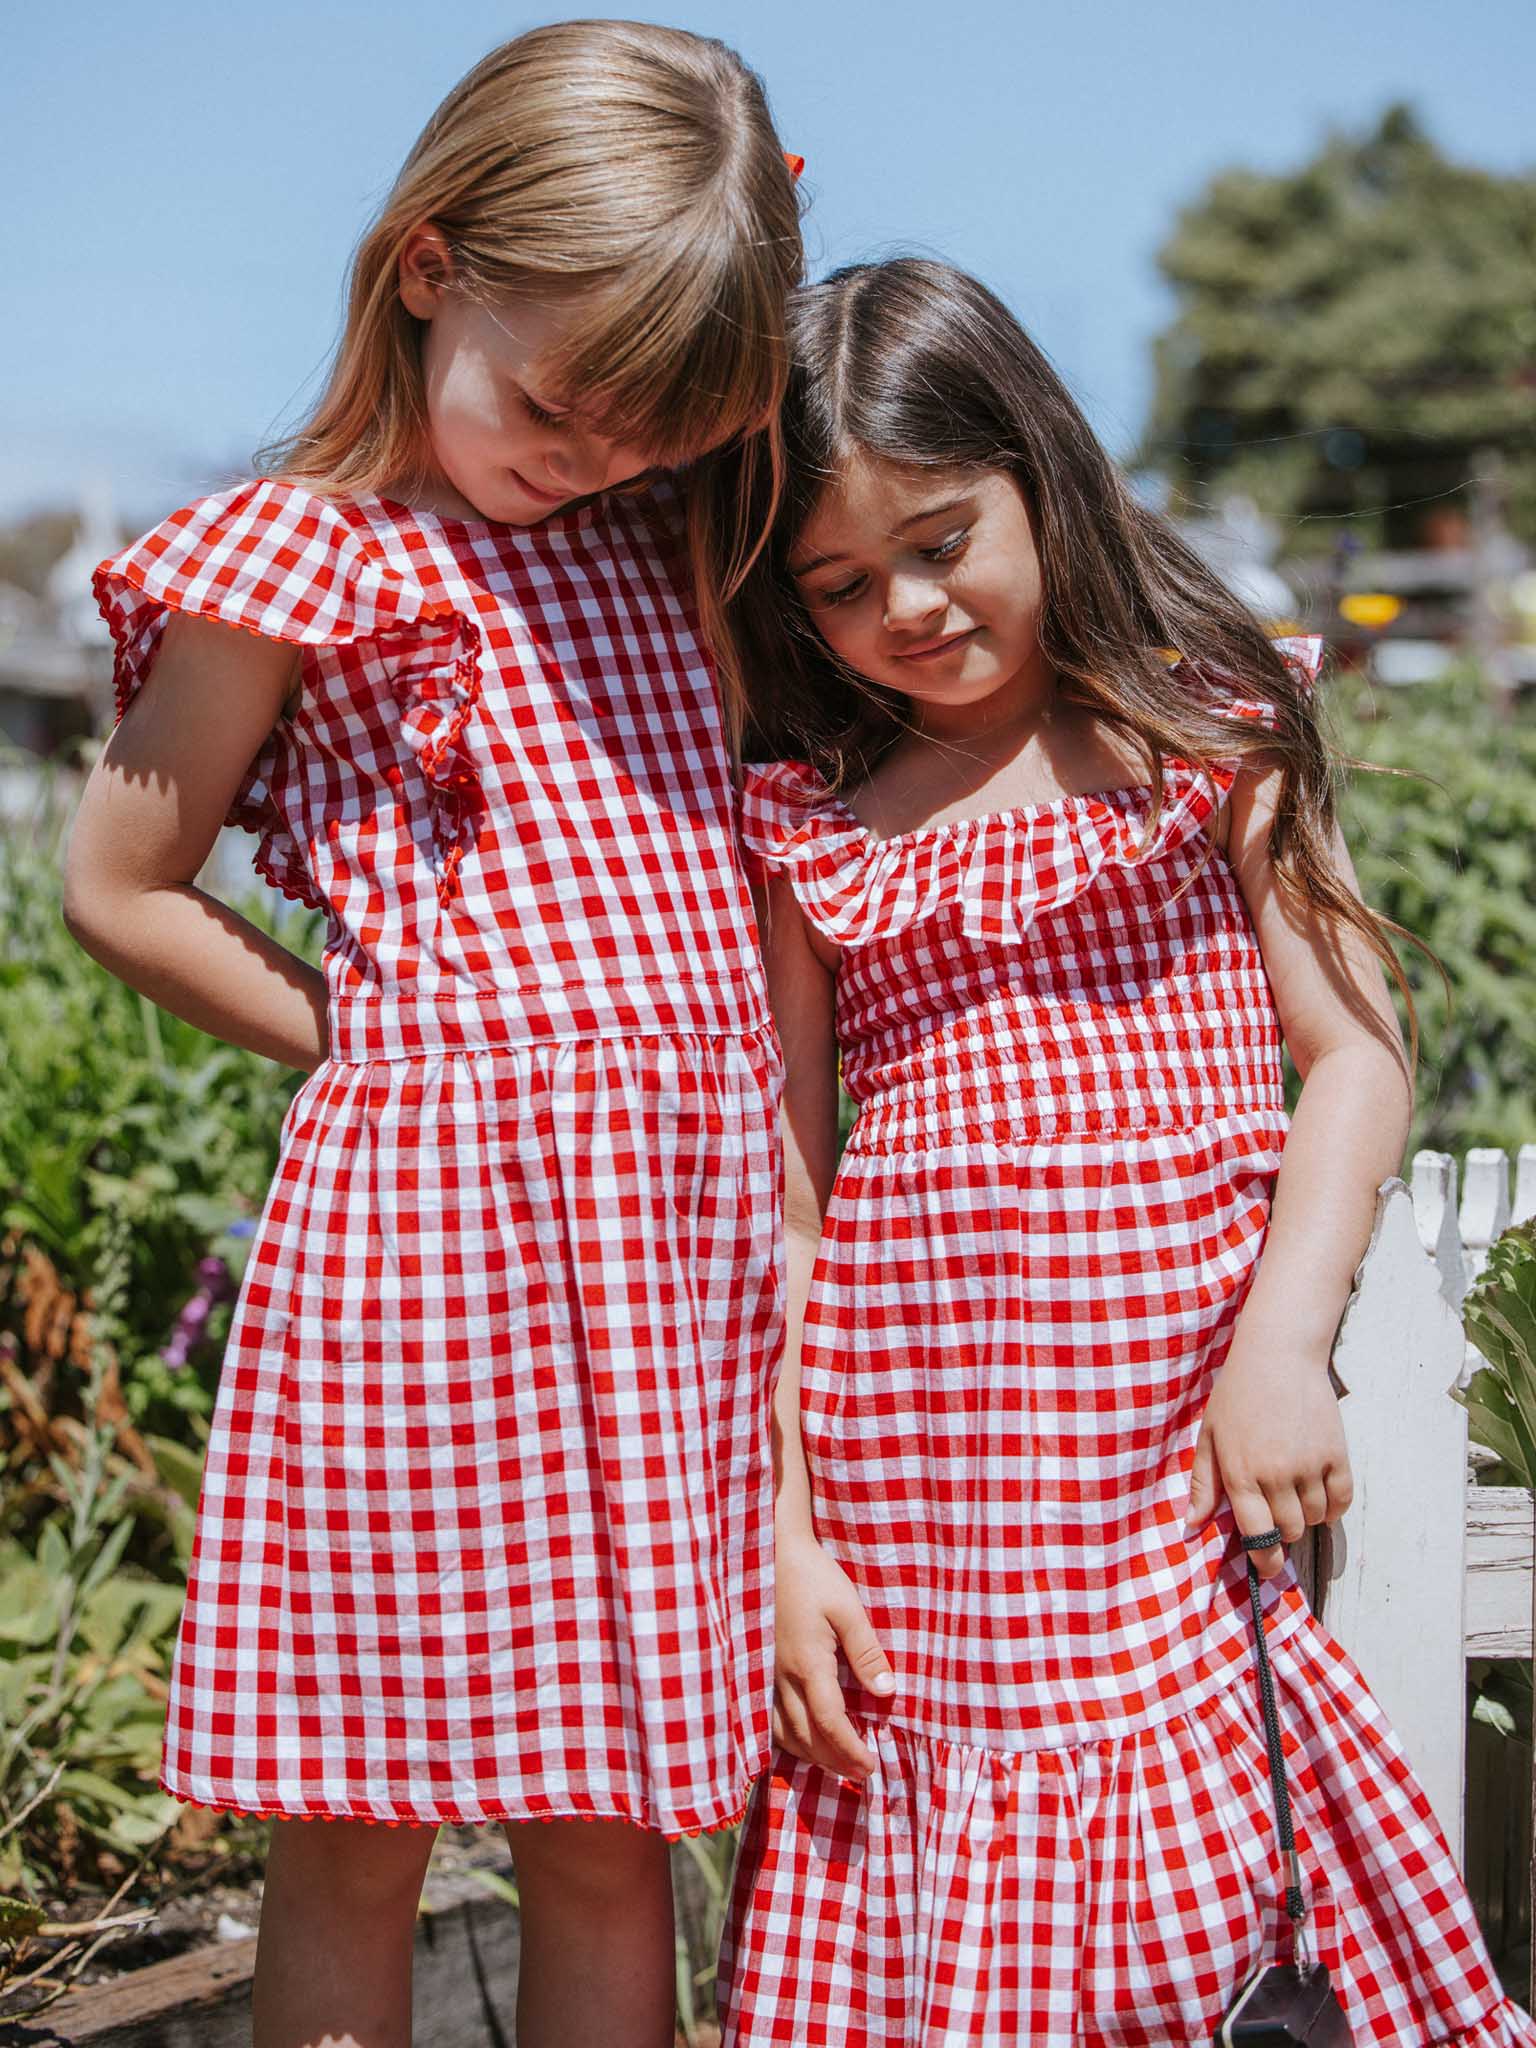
[1456,1221,1536,1750]
[0,1198,182,1899]
[0,1540,183,1892]
[1144,105,1536,544]
[672,1828,738,2039]
[0,774,319,1438]
[1456,1220,1536,1487]
[1329,667,1536,1155]
[0,769,315,1906]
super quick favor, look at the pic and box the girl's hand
[1183,1338,1354,1581]
[772,1530,896,1778]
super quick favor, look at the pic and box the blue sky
[5,1,1532,522]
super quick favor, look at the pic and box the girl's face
[400,229,660,524]
[788,453,1052,724]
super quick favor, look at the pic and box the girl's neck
[910,658,1063,755]
[872,671,1145,831]
[380,469,489,522]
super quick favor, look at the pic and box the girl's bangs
[550,253,787,470]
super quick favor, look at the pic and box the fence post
[1411,1150,1469,1310]
[1325,1175,1470,1855]
[1461,1148,1513,1285]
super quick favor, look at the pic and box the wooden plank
[1324,1177,1470,1856]
[4,1936,258,2044]
[6,1861,521,2048]
[1466,1713,1533,1993]
[1466,1486,1535,1657]
[413,1887,520,2048]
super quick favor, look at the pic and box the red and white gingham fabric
[94,479,783,1837]
[720,665,1533,2043]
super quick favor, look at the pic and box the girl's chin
[893,657,1010,707]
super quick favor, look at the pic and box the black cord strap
[1242,1530,1310,1969]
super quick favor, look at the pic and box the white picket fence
[1320,1144,1536,1861]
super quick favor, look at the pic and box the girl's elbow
[1297,1033,1413,1125]
[60,844,133,958]
[60,846,99,948]
[60,877,110,959]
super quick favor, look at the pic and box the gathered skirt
[719,1121,1532,2042]
[162,1026,783,1837]
[720,1605,1532,2044]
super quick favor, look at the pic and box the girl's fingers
[1182,1424,1219,1534]
[834,1600,897,1700]
[1323,1459,1354,1522]
[773,1679,816,1764]
[1232,1484,1291,1580]
[1297,1475,1331,1527]
[802,1663,876,1778]
[1263,1483,1308,1548]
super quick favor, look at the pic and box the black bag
[1218,1957,1352,2046]
[1213,1533,1355,2048]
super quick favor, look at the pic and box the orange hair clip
[784,152,805,181]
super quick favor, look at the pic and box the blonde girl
[66,24,801,2047]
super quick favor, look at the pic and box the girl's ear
[398,224,456,319]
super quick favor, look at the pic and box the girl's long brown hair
[725,257,1423,1055]
[260,20,804,748]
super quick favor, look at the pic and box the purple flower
[161,1256,236,1371]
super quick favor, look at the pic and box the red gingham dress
[719,644,1533,2044]
[94,478,782,1837]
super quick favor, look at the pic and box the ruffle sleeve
[741,754,1237,950]
[1203,633,1324,729]
[92,479,485,910]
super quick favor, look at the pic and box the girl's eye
[814,576,866,608]
[522,391,567,430]
[921,529,970,562]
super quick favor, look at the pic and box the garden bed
[0,1845,522,2048]
[0,1826,727,2047]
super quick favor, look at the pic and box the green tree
[1143,106,1536,548]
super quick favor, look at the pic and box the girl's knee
[504,1815,670,1903]
[266,1816,437,1914]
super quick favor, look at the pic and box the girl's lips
[508,465,569,507]
[893,626,979,663]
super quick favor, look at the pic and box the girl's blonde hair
[262,19,804,745]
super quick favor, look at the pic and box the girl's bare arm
[761,874,841,1545]
[63,614,329,1072]
[1186,759,1412,1573]
[758,872,897,1775]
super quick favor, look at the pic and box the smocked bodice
[740,652,1322,1154]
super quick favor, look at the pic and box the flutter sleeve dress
[718,642,1533,2045]
[94,477,783,1838]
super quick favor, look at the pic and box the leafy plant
[0,1199,181,1903]
[673,1828,740,2044]
[0,781,318,1444]
[0,761,315,1916]
[1457,1219,1536,1489]
[1456,1219,1536,1751]
[1329,668,1536,1158]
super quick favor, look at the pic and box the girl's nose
[545,430,611,497]
[883,574,946,632]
